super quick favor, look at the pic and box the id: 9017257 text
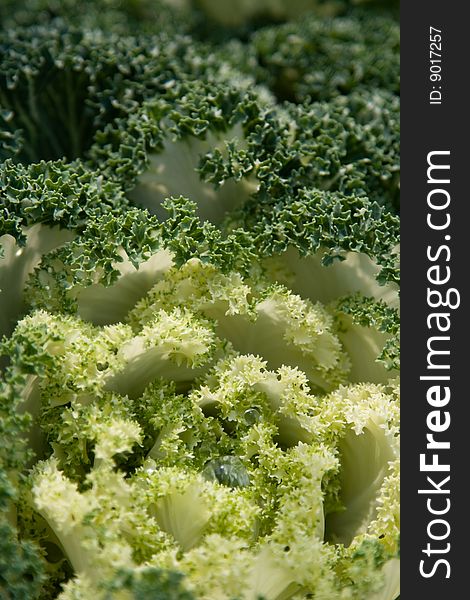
[429,26,443,105]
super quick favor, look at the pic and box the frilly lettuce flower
[2,251,399,599]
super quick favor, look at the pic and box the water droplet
[244,408,260,425]
[202,456,250,488]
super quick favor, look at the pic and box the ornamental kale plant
[0,1,400,598]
